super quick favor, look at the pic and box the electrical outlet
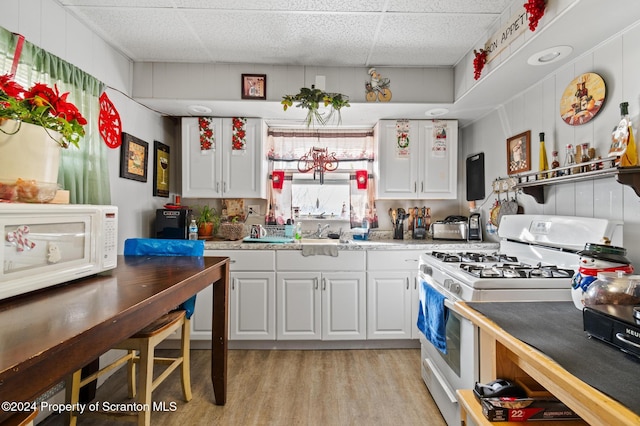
[248,205,260,215]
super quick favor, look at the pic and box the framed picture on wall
[119,133,149,182]
[153,141,170,197]
[241,74,266,100]
[506,131,531,175]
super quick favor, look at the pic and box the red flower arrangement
[232,117,247,150]
[524,0,546,32]
[0,74,87,148]
[473,49,488,80]
[198,117,214,151]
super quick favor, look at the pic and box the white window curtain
[0,27,110,204]
[266,128,377,227]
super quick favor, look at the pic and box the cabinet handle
[224,182,228,192]
[232,277,236,290]
[322,278,326,290]
[414,276,418,290]
[216,182,220,193]
[314,277,318,290]
[421,182,424,192]
[414,182,417,192]
[406,277,410,290]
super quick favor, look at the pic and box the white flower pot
[0,119,61,184]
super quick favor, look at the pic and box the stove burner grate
[429,251,519,263]
[459,263,574,279]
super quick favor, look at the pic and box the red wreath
[524,0,546,32]
[473,49,488,80]
[99,92,122,148]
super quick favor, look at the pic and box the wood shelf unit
[511,159,640,203]
[456,302,640,426]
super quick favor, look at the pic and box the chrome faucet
[316,224,330,238]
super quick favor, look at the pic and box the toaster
[430,216,469,240]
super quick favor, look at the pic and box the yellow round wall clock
[560,72,606,126]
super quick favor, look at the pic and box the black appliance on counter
[584,304,640,359]
[155,208,192,239]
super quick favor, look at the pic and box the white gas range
[417,215,624,426]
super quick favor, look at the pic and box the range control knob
[443,279,462,296]
[420,264,432,275]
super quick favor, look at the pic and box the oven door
[419,275,478,426]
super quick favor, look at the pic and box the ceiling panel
[59,0,511,66]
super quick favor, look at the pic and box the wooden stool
[66,310,192,426]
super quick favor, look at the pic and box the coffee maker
[468,212,482,241]
[155,208,192,239]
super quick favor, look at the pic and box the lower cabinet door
[191,271,276,340]
[276,272,322,340]
[322,272,366,340]
[230,272,276,340]
[367,271,413,339]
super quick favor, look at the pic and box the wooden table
[0,255,229,423]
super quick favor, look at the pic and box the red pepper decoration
[98,92,122,149]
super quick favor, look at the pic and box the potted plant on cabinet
[195,205,220,238]
[0,74,88,202]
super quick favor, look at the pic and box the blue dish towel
[124,238,205,319]
[417,279,449,354]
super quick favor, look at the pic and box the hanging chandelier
[297,146,338,184]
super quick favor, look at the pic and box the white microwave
[0,204,118,301]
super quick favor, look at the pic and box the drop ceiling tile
[387,0,513,14]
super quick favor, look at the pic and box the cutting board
[243,236,295,244]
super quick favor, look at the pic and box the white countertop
[203,238,499,251]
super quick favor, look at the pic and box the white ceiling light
[187,105,212,115]
[527,46,573,66]
[425,108,449,117]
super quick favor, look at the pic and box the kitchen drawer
[205,250,275,271]
[277,250,365,271]
[367,250,422,271]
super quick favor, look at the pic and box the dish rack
[264,224,294,238]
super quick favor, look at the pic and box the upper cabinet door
[181,117,222,197]
[182,117,267,199]
[418,120,458,199]
[376,119,457,200]
[220,118,266,199]
[376,120,419,199]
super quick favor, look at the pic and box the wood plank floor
[39,349,446,426]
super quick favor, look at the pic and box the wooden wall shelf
[512,158,640,203]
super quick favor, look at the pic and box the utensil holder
[393,224,404,239]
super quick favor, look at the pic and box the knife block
[412,226,427,239]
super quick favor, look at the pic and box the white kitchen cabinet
[366,250,422,339]
[276,251,366,341]
[376,119,458,199]
[181,117,267,198]
[193,250,275,340]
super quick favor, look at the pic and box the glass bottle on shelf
[609,101,632,165]
[573,144,583,174]
[564,144,576,175]
[580,143,591,172]
[538,132,549,180]
[551,150,560,177]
